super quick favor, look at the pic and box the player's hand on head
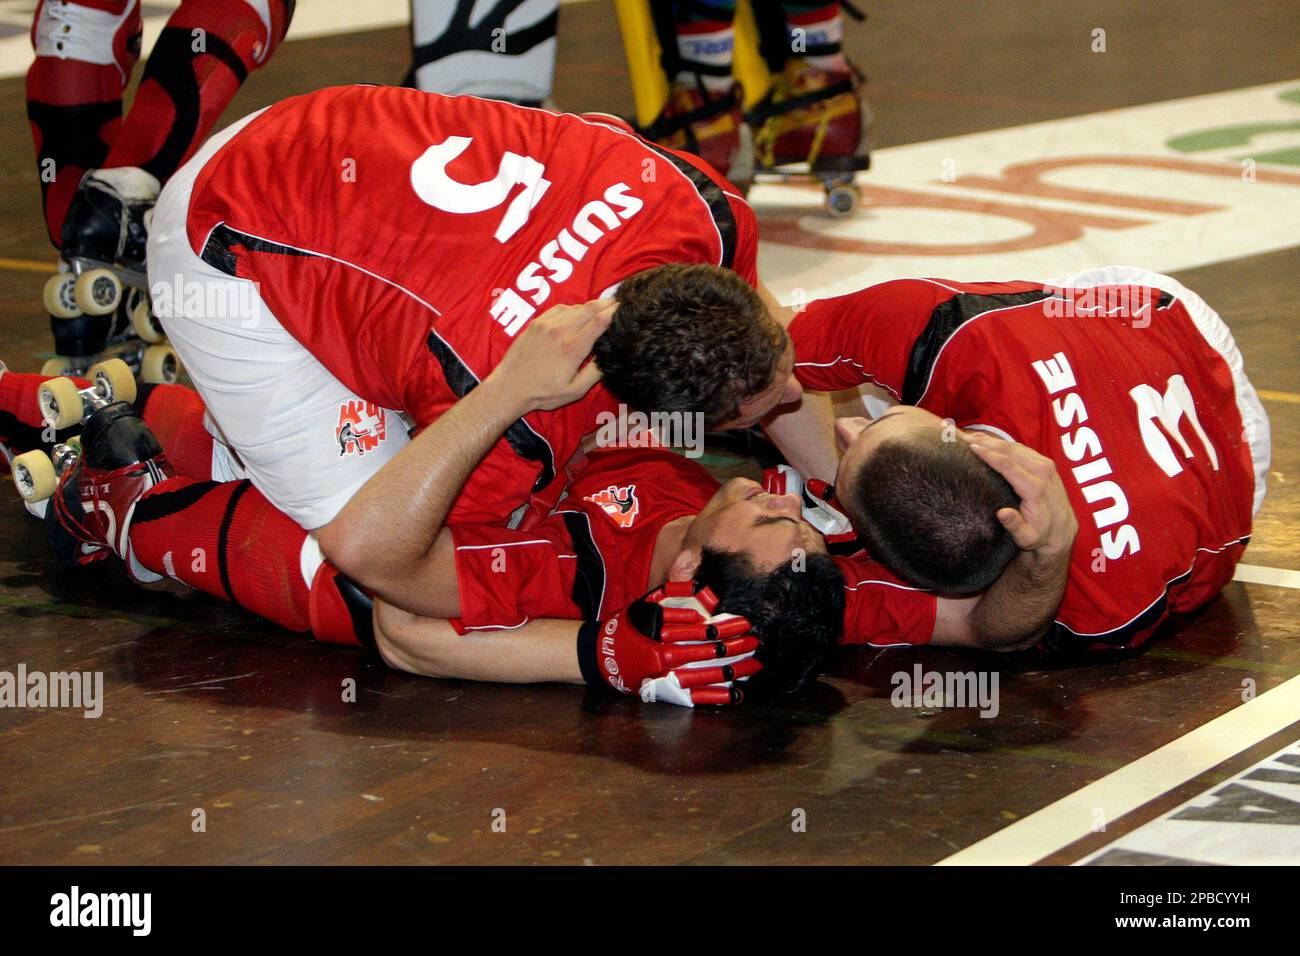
[961,431,1078,562]
[490,298,616,413]
[578,581,761,708]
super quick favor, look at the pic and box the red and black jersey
[791,277,1256,651]
[184,85,758,523]
[449,448,717,632]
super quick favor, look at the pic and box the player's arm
[374,585,759,707]
[931,434,1078,651]
[757,281,789,326]
[374,601,584,684]
[762,389,840,483]
[753,281,842,482]
[317,300,615,617]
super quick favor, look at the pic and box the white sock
[675,25,735,93]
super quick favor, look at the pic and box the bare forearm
[763,390,840,483]
[374,602,583,684]
[319,380,525,602]
[970,551,1070,650]
[318,300,613,609]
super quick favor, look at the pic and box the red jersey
[185,85,757,523]
[791,277,1257,651]
[449,448,716,631]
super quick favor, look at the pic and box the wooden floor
[0,1,1298,865]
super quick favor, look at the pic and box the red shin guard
[129,477,312,632]
[308,563,376,648]
[129,472,376,648]
[138,383,214,480]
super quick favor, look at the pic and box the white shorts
[1047,265,1271,516]
[147,113,409,530]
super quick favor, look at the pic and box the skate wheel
[130,295,165,344]
[41,357,75,377]
[74,268,122,317]
[141,344,181,385]
[89,358,137,405]
[12,450,57,504]
[43,273,80,319]
[825,183,860,218]
[38,377,85,430]
[66,435,82,452]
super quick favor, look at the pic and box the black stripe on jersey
[638,141,738,270]
[901,290,1059,405]
[561,511,607,623]
[901,287,1180,406]
[1041,589,1179,654]
[1041,534,1251,653]
[425,331,557,492]
[200,223,318,277]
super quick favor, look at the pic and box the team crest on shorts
[584,484,639,529]
[336,400,388,457]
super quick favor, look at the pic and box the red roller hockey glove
[578,581,760,707]
[763,464,858,548]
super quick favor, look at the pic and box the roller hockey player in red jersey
[784,266,1270,654]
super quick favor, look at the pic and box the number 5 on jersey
[410,136,552,243]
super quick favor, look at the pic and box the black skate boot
[41,168,179,385]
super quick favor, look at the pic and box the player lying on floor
[781,266,1271,654]
[1,303,844,705]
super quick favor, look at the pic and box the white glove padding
[764,464,853,539]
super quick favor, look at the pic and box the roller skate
[10,358,167,583]
[41,167,182,386]
[746,57,873,218]
[638,78,755,191]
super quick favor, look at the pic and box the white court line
[1234,563,1300,589]
[936,564,1300,865]
[935,674,1300,865]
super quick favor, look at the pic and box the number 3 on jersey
[410,136,552,243]
[1130,374,1220,478]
